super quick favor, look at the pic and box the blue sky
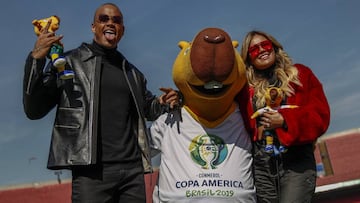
[0,0,359,187]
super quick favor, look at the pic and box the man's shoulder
[64,43,94,60]
[70,43,91,53]
[62,41,85,50]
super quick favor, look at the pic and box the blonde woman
[239,30,330,203]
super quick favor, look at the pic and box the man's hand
[31,19,63,59]
[159,87,180,109]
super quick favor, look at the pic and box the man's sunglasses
[248,40,273,59]
[97,14,123,25]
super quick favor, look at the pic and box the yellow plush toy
[32,15,74,80]
[172,27,247,128]
[251,87,298,153]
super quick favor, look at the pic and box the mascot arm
[149,115,168,157]
[275,64,330,146]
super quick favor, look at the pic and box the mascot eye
[184,47,190,55]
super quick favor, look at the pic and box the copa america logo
[189,134,228,169]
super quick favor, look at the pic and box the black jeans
[253,141,316,203]
[71,164,146,203]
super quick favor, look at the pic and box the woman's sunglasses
[248,40,273,59]
[97,14,123,25]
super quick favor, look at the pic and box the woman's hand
[259,111,284,130]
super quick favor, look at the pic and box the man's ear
[91,23,95,33]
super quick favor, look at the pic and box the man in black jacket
[23,3,178,203]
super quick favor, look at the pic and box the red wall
[0,181,71,203]
[314,129,360,186]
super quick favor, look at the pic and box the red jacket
[237,64,330,146]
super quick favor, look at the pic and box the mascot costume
[150,28,256,202]
[32,15,74,80]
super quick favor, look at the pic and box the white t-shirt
[150,106,256,203]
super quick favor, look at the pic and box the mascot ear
[178,41,190,49]
[232,41,239,48]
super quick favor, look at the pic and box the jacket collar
[79,43,131,71]
[79,43,97,62]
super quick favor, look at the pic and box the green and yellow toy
[32,15,74,80]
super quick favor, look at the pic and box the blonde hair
[240,30,302,108]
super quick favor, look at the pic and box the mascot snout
[190,28,235,82]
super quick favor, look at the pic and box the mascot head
[173,27,247,127]
[32,15,60,36]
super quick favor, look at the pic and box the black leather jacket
[23,43,162,172]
